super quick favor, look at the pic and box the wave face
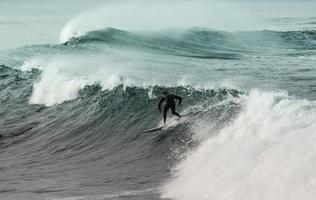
[0,65,242,199]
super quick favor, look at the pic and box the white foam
[28,55,127,106]
[20,57,46,71]
[162,90,316,200]
[29,66,89,106]
[25,51,234,106]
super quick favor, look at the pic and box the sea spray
[162,90,316,200]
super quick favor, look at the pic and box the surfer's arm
[174,95,182,105]
[158,97,165,111]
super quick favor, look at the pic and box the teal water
[0,1,316,200]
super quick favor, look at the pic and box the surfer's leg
[171,104,181,118]
[163,105,170,125]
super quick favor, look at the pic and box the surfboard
[142,126,164,133]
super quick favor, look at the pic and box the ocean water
[0,0,316,199]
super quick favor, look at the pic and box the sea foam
[162,90,316,200]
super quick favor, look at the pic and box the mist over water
[0,0,316,200]
[59,0,316,43]
[0,0,106,50]
[162,90,316,200]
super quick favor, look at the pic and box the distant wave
[64,28,244,59]
[64,28,316,55]
[2,28,316,70]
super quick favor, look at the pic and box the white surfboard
[142,126,164,133]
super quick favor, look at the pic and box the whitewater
[0,0,316,200]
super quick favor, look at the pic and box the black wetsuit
[158,94,182,124]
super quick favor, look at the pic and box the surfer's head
[163,90,169,95]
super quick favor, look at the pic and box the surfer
[158,90,182,125]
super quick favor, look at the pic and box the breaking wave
[162,90,316,200]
